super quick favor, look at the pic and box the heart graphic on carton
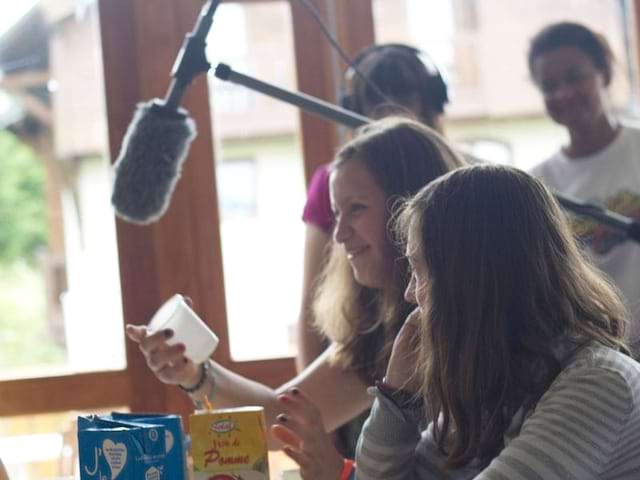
[103,439,127,479]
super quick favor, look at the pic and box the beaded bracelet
[182,360,217,410]
[179,361,207,393]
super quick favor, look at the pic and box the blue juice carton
[78,415,166,480]
[109,412,188,480]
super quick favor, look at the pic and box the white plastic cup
[148,294,219,364]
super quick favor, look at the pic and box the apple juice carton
[78,415,166,480]
[109,412,188,480]
[189,406,270,480]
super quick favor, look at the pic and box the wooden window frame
[0,0,375,420]
[2,0,638,427]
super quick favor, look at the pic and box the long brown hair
[314,118,466,383]
[396,164,629,468]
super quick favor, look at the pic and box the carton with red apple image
[190,407,270,480]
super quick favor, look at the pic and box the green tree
[0,129,47,265]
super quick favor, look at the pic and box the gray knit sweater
[356,343,640,479]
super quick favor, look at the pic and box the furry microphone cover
[111,101,197,224]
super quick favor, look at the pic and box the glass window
[372,0,635,170]
[0,408,126,480]
[217,158,258,219]
[207,2,306,361]
[458,138,513,165]
[0,1,125,379]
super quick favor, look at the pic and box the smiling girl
[127,118,466,479]
[528,22,640,354]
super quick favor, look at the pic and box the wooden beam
[0,70,50,89]
[9,91,52,126]
[630,0,640,98]
[335,0,376,62]
[99,0,226,419]
[99,0,173,415]
[0,371,131,416]
[290,0,340,183]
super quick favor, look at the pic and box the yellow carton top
[193,406,265,415]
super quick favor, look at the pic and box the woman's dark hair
[396,164,629,469]
[314,118,466,383]
[528,21,614,85]
[346,45,448,128]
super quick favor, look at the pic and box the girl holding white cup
[126,118,466,480]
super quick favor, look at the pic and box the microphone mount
[163,0,222,112]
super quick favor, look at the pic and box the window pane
[207,2,306,361]
[0,408,126,480]
[373,0,635,170]
[0,1,125,379]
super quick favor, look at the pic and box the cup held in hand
[148,294,218,364]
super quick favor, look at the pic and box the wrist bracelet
[340,458,355,480]
[179,361,207,393]
[190,360,217,410]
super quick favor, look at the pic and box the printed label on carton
[189,407,270,480]
[78,415,166,480]
[109,412,187,480]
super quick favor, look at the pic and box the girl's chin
[552,111,593,129]
[351,269,384,290]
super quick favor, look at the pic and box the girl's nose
[548,82,575,101]
[404,273,417,304]
[333,216,352,244]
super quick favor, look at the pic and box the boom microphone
[111,102,196,224]
[111,0,220,224]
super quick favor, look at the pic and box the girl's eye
[332,203,366,219]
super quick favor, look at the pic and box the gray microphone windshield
[111,100,197,224]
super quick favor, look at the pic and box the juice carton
[109,412,188,480]
[189,406,270,480]
[77,415,166,480]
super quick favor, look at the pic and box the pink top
[302,164,334,233]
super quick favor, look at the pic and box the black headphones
[339,43,449,117]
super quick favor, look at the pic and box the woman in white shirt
[528,21,640,354]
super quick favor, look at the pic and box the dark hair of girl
[396,164,629,469]
[528,21,614,85]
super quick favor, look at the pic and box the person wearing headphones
[298,43,450,372]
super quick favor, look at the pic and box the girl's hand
[125,324,201,388]
[270,388,344,480]
[384,308,422,391]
